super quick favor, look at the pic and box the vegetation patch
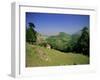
[26,43,89,67]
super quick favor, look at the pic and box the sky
[26,12,89,35]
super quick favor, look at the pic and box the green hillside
[46,32,71,51]
[26,43,89,67]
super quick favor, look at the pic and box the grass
[26,43,89,67]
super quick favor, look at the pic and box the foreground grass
[26,43,89,67]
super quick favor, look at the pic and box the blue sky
[26,12,89,35]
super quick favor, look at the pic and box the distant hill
[46,32,71,51]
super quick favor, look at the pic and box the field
[26,43,89,67]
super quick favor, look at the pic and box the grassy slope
[26,43,89,67]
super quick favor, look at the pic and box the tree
[74,27,89,56]
[26,22,37,44]
[29,22,35,28]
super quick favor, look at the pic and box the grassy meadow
[26,43,89,67]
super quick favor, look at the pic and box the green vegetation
[74,27,89,56]
[26,22,37,44]
[46,27,89,56]
[46,32,71,52]
[26,22,89,67]
[26,43,89,67]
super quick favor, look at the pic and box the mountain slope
[26,43,89,67]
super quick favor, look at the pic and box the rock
[46,44,51,49]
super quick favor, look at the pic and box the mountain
[46,32,71,51]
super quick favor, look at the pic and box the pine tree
[26,22,37,44]
[75,27,89,56]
